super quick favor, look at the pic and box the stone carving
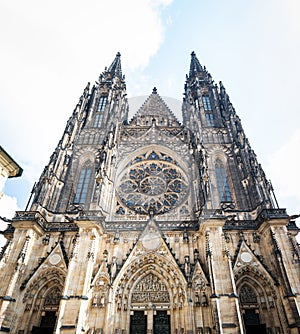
[92,277,109,308]
[240,285,257,304]
[44,287,61,306]
[131,273,170,303]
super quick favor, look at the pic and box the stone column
[259,218,300,333]
[147,309,153,333]
[200,219,244,334]
[56,220,101,334]
[0,219,42,332]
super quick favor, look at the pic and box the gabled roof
[130,88,180,125]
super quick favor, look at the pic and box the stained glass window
[117,151,188,215]
[205,113,215,127]
[94,113,103,127]
[215,160,232,202]
[97,95,108,112]
[202,96,212,111]
[74,164,92,204]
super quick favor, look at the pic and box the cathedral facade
[0,52,299,334]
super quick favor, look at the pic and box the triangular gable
[233,241,278,285]
[191,260,209,289]
[191,260,210,306]
[112,218,189,309]
[89,262,110,308]
[113,217,186,284]
[130,89,181,126]
[91,261,110,287]
[21,242,67,290]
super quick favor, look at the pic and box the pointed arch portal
[235,271,277,334]
[114,252,186,334]
[129,271,171,334]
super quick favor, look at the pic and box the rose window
[117,151,189,215]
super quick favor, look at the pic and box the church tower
[0,52,299,334]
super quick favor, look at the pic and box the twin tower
[0,52,299,333]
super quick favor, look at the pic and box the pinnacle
[189,51,203,77]
[108,52,122,77]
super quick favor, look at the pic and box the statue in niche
[92,294,98,307]
[92,278,108,308]
[110,257,117,280]
[201,292,208,306]
[184,256,191,277]
[195,292,200,306]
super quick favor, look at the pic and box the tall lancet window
[202,96,212,111]
[97,95,108,112]
[94,113,103,127]
[94,95,107,127]
[74,161,93,204]
[205,113,215,127]
[215,159,232,202]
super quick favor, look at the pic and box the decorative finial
[152,87,157,94]
[116,52,121,57]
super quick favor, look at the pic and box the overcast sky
[0,0,299,240]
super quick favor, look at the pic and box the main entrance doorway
[130,310,170,334]
[130,311,147,334]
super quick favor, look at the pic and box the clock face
[117,151,189,215]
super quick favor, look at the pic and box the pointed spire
[108,52,122,77]
[189,51,203,77]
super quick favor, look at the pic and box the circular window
[117,151,189,215]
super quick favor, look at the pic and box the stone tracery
[117,151,189,215]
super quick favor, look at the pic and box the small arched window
[215,159,232,202]
[74,161,93,204]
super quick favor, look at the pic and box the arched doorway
[239,284,267,334]
[113,251,188,333]
[32,287,61,334]
[129,272,171,334]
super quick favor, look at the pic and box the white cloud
[0,0,173,190]
[0,194,19,219]
[0,194,20,248]
[0,0,172,72]
[266,129,300,215]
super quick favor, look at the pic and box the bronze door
[243,309,267,334]
[153,311,170,334]
[130,311,147,334]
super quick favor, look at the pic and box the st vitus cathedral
[0,52,299,334]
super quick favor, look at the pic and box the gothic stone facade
[0,53,299,334]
